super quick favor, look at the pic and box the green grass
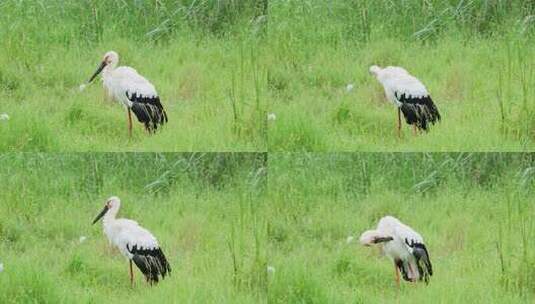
[2,1,535,302]
[266,1,535,151]
[0,1,267,152]
[2,1,534,151]
[2,152,535,302]
[0,153,267,303]
[267,153,535,303]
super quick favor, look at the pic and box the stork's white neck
[102,64,115,77]
[369,65,382,77]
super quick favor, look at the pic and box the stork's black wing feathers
[404,240,433,284]
[396,92,441,131]
[126,92,168,133]
[127,244,171,284]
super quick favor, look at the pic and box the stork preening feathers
[92,196,171,286]
[85,51,168,137]
[369,65,441,137]
[359,216,433,287]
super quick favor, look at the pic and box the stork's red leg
[412,125,417,136]
[397,108,402,139]
[130,260,134,287]
[407,262,415,282]
[127,109,133,138]
[395,265,400,289]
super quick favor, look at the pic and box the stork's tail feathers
[412,244,433,284]
[398,94,441,131]
[129,245,171,284]
[127,93,168,133]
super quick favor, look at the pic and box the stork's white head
[92,196,121,224]
[102,51,119,68]
[87,51,119,84]
[106,196,121,209]
[359,229,393,246]
[369,65,382,77]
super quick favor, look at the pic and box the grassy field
[0,1,267,152]
[2,1,534,152]
[0,153,267,303]
[1,152,534,303]
[266,1,535,151]
[2,1,535,302]
[267,153,535,303]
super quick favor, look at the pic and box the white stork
[85,51,168,137]
[359,216,433,287]
[92,196,171,286]
[369,65,441,137]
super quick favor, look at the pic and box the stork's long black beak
[373,236,394,244]
[88,61,107,83]
[92,205,109,225]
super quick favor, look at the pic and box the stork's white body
[102,66,158,110]
[102,214,160,261]
[360,216,432,284]
[370,66,429,107]
[369,65,441,135]
[375,216,424,281]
